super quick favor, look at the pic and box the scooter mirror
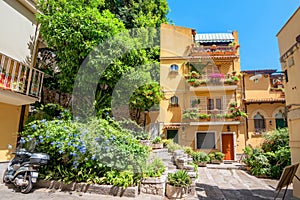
[7,144,13,149]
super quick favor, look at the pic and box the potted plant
[209,152,224,164]
[166,170,192,199]
[151,136,163,149]
[192,152,210,167]
[187,78,196,86]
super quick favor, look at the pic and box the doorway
[221,133,235,160]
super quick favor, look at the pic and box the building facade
[242,69,286,147]
[156,24,245,161]
[277,6,300,198]
[0,0,44,161]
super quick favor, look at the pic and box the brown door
[221,134,234,160]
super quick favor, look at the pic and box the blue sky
[167,0,299,71]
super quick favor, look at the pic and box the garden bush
[243,128,290,179]
[20,117,150,186]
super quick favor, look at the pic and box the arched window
[170,95,179,106]
[275,110,287,129]
[170,64,179,72]
[254,112,265,132]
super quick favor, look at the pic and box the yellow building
[0,0,44,161]
[242,69,286,147]
[157,24,245,161]
[277,6,300,198]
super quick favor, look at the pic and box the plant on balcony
[199,113,210,119]
[186,78,196,86]
[182,109,198,120]
[231,76,240,82]
[229,101,237,107]
[208,73,224,85]
[190,71,201,78]
[224,78,234,85]
[231,107,248,119]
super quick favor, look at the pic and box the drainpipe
[242,73,249,144]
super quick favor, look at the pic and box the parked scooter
[2,144,50,193]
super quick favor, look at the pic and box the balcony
[188,45,239,58]
[0,52,44,105]
[182,108,245,126]
[185,73,240,91]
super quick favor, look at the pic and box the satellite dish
[249,74,262,81]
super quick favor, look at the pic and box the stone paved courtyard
[1,162,299,200]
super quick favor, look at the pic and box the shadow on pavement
[195,182,296,200]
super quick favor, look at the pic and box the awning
[195,33,234,43]
[244,98,285,103]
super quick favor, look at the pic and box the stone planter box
[140,175,167,196]
[210,159,223,164]
[151,143,163,149]
[196,161,207,167]
[140,140,151,147]
[166,184,188,199]
[36,180,138,197]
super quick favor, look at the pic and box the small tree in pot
[151,136,163,149]
[166,170,192,199]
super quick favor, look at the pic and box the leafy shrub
[262,128,289,152]
[192,152,210,163]
[167,170,191,188]
[183,146,194,156]
[152,136,162,144]
[209,152,224,161]
[26,103,72,123]
[162,139,173,147]
[166,140,183,152]
[20,117,149,186]
[105,170,134,188]
[143,158,166,178]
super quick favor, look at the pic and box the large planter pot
[166,184,188,199]
[151,143,163,149]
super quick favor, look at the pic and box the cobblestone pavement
[193,167,297,200]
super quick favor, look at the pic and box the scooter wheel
[1,169,8,184]
[20,174,33,194]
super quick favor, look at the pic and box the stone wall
[140,174,167,196]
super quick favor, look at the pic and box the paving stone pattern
[194,167,295,200]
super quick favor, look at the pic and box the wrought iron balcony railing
[189,45,237,56]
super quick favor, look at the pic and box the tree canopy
[37,0,168,123]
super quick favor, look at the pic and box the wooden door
[221,134,234,160]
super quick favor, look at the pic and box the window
[207,98,222,113]
[275,110,287,129]
[191,97,201,108]
[170,64,179,72]
[170,95,178,106]
[254,112,265,132]
[167,130,178,144]
[196,132,216,149]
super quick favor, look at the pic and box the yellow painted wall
[277,7,300,198]
[246,103,286,147]
[0,102,21,161]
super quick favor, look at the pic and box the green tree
[37,0,168,120]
